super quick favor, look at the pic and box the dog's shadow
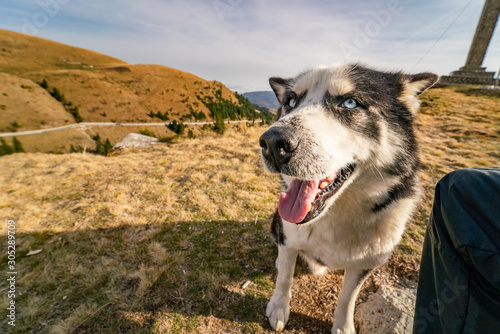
[12,219,342,333]
[214,286,334,333]
[285,311,333,332]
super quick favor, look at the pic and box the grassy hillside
[22,64,240,124]
[0,87,498,333]
[0,29,126,73]
[0,72,73,132]
[0,29,260,153]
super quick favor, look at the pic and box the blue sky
[1,0,499,92]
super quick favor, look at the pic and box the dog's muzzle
[259,127,299,172]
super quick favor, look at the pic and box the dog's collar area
[297,164,356,224]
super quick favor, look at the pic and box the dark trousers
[413,168,500,334]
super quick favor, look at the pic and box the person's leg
[413,168,500,334]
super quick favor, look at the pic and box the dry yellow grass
[1,128,95,154]
[0,88,498,333]
[1,123,204,154]
[1,124,281,333]
[0,72,73,132]
[0,29,125,73]
[402,87,500,253]
[0,125,278,234]
[22,64,238,124]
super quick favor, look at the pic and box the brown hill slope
[0,30,253,153]
[0,29,240,126]
[24,64,238,124]
[0,72,73,132]
[0,28,126,73]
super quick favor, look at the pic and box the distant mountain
[242,91,279,110]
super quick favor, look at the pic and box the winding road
[0,120,260,137]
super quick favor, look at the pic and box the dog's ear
[399,72,439,116]
[269,77,291,104]
[405,72,439,95]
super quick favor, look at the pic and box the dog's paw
[266,297,290,331]
[331,322,356,334]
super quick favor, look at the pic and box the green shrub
[39,79,49,89]
[0,137,25,156]
[50,87,65,103]
[213,116,225,135]
[89,134,112,156]
[68,106,83,122]
[147,111,170,121]
[167,120,185,135]
[200,92,257,122]
[12,137,25,153]
[70,144,84,153]
[139,128,157,138]
[42,84,83,122]
[0,138,14,156]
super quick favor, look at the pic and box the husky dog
[259,64,437,333]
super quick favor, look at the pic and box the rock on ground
[113,133,159,149]
[355,285,417,334]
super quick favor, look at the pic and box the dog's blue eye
[341,99,358,109]
[288,98,297,108]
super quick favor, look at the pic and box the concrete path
[0,120,261,137]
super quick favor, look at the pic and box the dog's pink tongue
[278,179,319,224]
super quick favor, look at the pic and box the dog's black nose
[259,127,298,170]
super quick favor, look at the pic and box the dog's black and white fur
[259,64,437,333]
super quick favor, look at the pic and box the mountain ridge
[242,90,279,110]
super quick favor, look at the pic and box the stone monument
[440,0,500,85]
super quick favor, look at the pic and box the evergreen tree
[0,138,14,156]
[40,79,48,89]
[94,134,103,155]
[156,111,169,121]
[213,116,225,135]
[70,144,85,153]
[201,91,257,122]
[104,138,113,153]
[167,120,185,135]
[87,134,112,156]
[50,87,65,103]
[69,106,83,122]
[12,137,25,153]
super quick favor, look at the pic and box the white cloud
[0,0,498,92]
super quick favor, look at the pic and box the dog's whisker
[372,166,387,187]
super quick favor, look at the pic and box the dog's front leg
[266,245,298,331]
[332,268,372,334]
